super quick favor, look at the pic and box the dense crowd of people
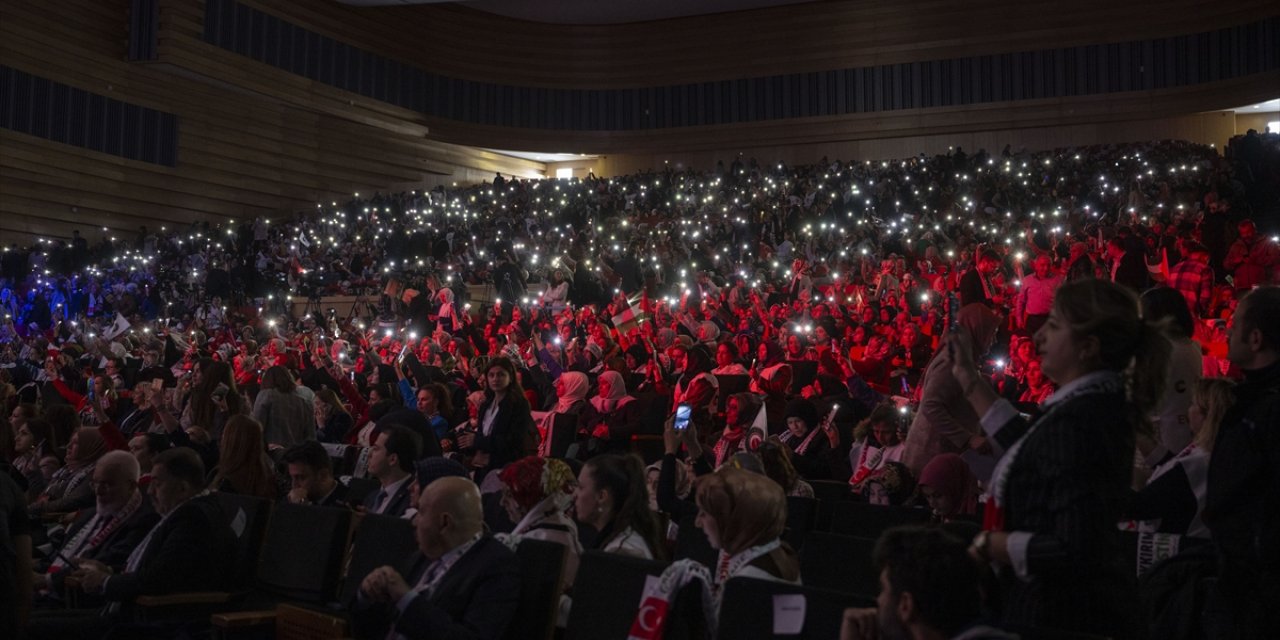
[1,133,1278,639]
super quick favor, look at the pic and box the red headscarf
[918,453,979,518]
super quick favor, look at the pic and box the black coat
[987,384,1138,638]
[474,394,537,475]
[44,500,159,595]
[101,494,236,603]
[356,536,521,640]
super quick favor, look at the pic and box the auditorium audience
[1,138,1277,638]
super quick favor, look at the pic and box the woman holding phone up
[944,279,1171,638]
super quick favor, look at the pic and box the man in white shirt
[1015,255,1062,335]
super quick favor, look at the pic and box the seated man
[282,440,351,508]
[357,476,520,640]
[361,426,420,518]
[34,451,158,604]
[27,448,237,639]
[840,526,1013,640]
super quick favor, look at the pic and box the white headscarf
[590,370,634,414]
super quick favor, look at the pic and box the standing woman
[947,278,1171,637]
[573,454,665,561]
[460,357,537,480]
[252,365,314,448]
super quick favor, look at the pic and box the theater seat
[783,496,818,551]
[565,551,705,640]
[798,532,879,598]
[827,502,930,538]
[673,511,718,569]
[510,538,568,640]
[716,576,873,640]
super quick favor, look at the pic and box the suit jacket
[1113,253,1150,292]
[474,394,537,475]
[368,536,521,640]
[45,499,159,594]
[958,268,993,308]
[989,388,1137,638]
[362,478,413,518]
[102,493,237,603]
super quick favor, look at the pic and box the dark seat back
[510,538,568,640]
[785,360,818,394]
[715,375,750,413]
[799,532,880,598]
[339,513,418,607]
[549,412,578,459]
[717,576,873,640]
[214,492,273,592]
[673,511,718,568]
[783,496,818,551]
[257,504,352,603]
[343,476,380,507]
[566,551,705,640]
[828,502,930,538]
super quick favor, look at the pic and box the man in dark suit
[282,440,351,508]
[27,447,236,639]
[1107,237,1150,292]
[959,250,1003,308]
[34,451,158,603]
[1204,286,1280,637]
[358,476,520,640]
[362,426,420,518]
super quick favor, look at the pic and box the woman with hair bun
[945,278,1172,638]
[573,453,665,561]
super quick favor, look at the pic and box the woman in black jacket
[459,357,537,481]
[945,278,1172,638]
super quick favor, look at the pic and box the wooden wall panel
[233,0,1279,89]
[0,0,546,245]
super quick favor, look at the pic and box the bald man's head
[414,476,483,558]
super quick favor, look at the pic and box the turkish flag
[626,595,669,640]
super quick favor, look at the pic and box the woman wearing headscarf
[862,461,918,506]
[28,427,108,515]
[918,452,980,522]
[712,393,762,468]
[777,398,839,480]
[535,371,590,457]
[900,303,1002,476]
[580,370,641,452]
[498,456,583,589]
[695,467,800,586]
